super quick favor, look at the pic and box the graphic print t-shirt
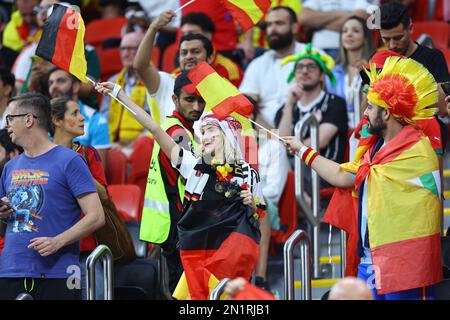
[0,146,96,278]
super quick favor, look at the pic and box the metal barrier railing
[340,230,347,278]
[294,114,321,279]
[15,293,33,300]
[283,229,311,300]
[86,244,114,300]
[209,278,231,300]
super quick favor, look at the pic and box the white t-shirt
[12,42,37,83]
[147,71,175,120]
[239,42,307,128]
[258,138,290,205]
[138,0,181,28]
[303,0,371,49]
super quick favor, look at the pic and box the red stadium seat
[106,149,128,185]
[444,49,450,73]
[98,48,123,81]
[152,46,161,69]
[412,21,449,52]
[108,184,142,222]
[127,136,154,218]
[161,42,178,73]
[85,17,127,49]
[271,172,299,247]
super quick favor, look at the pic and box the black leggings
[0,278,81,300]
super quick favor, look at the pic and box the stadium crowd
[0,0,450,300]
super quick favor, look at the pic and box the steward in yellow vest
[139,71,205,292]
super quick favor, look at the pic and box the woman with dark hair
[327,16,375,128]
[50,96,107,299]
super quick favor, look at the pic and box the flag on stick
[187,62,259,166]
[36,4,87,83]
[221,0,272,32]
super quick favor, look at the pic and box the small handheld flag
[221,0,272,32]
[187,62,253,120]
[36,4,88,83]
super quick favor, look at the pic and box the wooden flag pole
[175,0,197,13]
[86,76,137,116]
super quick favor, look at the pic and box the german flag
[36,4,87,83]
[175,195,261,300]
[222,0,272,32]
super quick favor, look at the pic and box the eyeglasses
[125,10,147,20]
[5,113,37,126]
[296,63,319,72]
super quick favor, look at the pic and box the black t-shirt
[275,92,348,163]
[409,43,450,83]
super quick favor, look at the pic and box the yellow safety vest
[139,117,196,243]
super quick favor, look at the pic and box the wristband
[111,83,121,98]
[301,147,319,167]
[299,145,308,158]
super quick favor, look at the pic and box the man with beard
[240,6,313,130]
[134,11,214,124]
[48,68,110,165]
[139,71,205,294]
[283,56,442,300]
[275,44,348,193]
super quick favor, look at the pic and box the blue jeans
[357,263,435,300]
[80,252,105,300]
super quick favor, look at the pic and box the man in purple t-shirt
[0,93,104,300]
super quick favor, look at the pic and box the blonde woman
[95,76,265,300]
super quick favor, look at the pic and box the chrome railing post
[340,230,347,278]
[283,229,311,300]
[294,115,321,279]
[86,244,114,300]
[209,278,231,300]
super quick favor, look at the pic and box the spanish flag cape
[323,118,377,277]
[341,124,442,294]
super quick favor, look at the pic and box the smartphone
[441,81,450,96]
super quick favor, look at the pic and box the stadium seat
[105,149,128,185]
[125,221,148,258]
[161,42,178,73]
[114,258,160,299]
[271,172,299,247]
[98,48,123,81]
[443,49,450,73]
[127,136,154,218]
[85,17,127,50]
[107,184,141,222]
[412,21,449,52]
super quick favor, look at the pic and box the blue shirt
[73,100,111,150]
[0,146,96,278]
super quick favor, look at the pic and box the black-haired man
[134,11,214,124]
[140,72,205,293]
[180,12,243,87]
[0,68,15,127]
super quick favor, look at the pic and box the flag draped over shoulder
[345,125,442,294]
[221,0,272,32]
[188,62,258,167]
[173,197,261,300]
[323,118,377,276]
[36,4,87,83]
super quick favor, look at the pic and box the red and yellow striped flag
[36,4,87,83]
[188,62,253,120]
[188,62,258,166]
[221,0,272,32]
